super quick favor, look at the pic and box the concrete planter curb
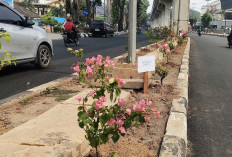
[159,37,190,157]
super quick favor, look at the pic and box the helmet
[67,17,71,21]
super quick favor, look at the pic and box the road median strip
[159,37,190,157]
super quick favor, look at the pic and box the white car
[0,1,53,68]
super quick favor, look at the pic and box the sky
[147,0,209,13]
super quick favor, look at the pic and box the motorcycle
[62,30,80,47]
[198,31,201,36]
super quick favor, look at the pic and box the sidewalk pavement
[0,90,131,157]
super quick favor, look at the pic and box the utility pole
[128,0,137,63]
[177,0,181,35]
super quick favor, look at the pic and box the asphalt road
[188,34,232,156]
[0,33,149,101]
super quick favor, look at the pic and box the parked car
[90,20,114,37]
[0,1,53,69]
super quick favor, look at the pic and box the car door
[0,4,36,61]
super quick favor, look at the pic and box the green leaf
[89,136,99,147]
[78,111,88,119]
[78,106,84,111]
[112,132,119,143]
[79,122,84,128]
[110,92,113,101]
[100,134,109,144]
[139,115,145,123]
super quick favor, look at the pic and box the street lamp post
[225,11,227,32]
[128,0,137,63]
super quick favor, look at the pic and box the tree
[189,9,201,21]
[201,12,212,28]
[137,0,149,26]
[189,17,197,27]
[15,0,35,12]
[112,0,127,31]
[49,6,65,17]
[41,13,59,26]
[220,10,226,20]
[84,0,102,25]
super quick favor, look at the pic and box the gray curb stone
[159,37,190,157]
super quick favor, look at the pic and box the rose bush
[71,52,160,156]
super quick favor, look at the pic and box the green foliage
[189,17,198,27]
[15,0,35,12]
[41,13,59,26]
[155,62,168,85]
[145,29,160,44]
[168,43,175,51]
[201,12,212,28]
[160,26,171,39]
[177,38,183,46]
[189,9,201,21]
[49,6,65,17]
[0,32,16,70]
[137,0,149,26]
[71,50,160,156]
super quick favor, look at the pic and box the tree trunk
[73,0,79,23]
[66,0,71,15]
[118,0,125,31]
[85,0,92,26]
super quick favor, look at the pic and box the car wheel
[36,45,51,69]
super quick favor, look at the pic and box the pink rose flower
[87,66,93,75]
[105,76,110,83]
[151,107,157,112]
[110,61,115,66]
[125,109,131,115]
[117,119,124,126]
[119,127,126,134]
[119,80,126,86]
[144,115,150,122]
[133,104,140,111]
[154,112,161,118]
[76,96,82,102]
[99,96,107,102]
[116,76,121,83]
[107,118,116,126]
[95,102,103,110]
[89,91,95,97]
[119,99,125,106]
[139,99,146,108]
[97,55,103,60]
[146,100,152,106]
[73,65,80,73]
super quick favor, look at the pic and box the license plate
[95,29,100,31]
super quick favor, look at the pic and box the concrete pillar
[172,0,190,34]
[128,0,137,63]
[163,3,172,28]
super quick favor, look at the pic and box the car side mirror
[24,17,35,27]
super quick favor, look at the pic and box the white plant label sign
[138,56,156,73]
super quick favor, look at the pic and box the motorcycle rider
[197,27,201,36]
[227,27,232,45]
[64,17,78,42]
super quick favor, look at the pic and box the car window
[0,4,23,26]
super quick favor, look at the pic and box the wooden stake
[144,72,148,94]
